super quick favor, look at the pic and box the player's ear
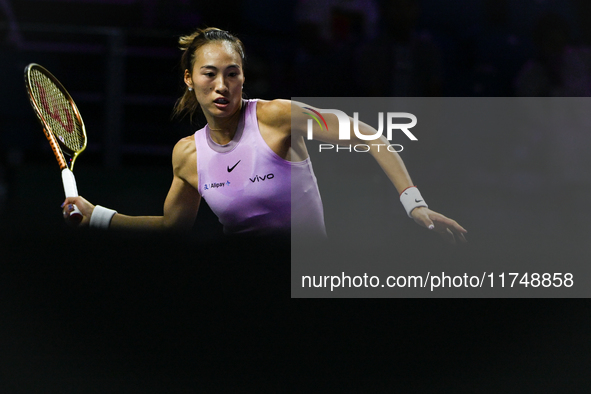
[184,69,193,89]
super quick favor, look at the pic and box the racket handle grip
[62,168,78,197]
[61,168,82,224]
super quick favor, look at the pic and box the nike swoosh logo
[227,160,241,172]
[415,199,423,203]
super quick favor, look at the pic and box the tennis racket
[24,63,87,224]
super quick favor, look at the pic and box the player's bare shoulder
[257,99,292,137]
[172,136,198,186]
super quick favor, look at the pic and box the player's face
[185,41,244,119]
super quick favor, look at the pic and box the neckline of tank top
[205,100,251,154]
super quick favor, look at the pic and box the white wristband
[400,186,428,218]
[89,205,117,229]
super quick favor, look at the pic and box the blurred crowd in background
[1,0,591,226]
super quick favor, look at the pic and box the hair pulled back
[172,27,246,122]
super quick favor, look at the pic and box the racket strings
[29,69,85,152]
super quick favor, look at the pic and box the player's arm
[110,137,200,231]
[260,99,414,192]
[290,101,467,244]
[62,137,201,232]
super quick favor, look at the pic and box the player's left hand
[411,207,467,244]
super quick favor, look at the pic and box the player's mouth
[213,97,230,109]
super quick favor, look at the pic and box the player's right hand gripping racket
[24,63,87,225]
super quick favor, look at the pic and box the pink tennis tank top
[195,99,326,237]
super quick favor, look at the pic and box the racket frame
[24,63,88,172]
[24,63,88,223]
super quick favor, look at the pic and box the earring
[188,87,193,92]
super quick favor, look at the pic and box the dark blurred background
[2,0,591,392]
[1,0,591,172]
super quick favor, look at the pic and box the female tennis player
[61,27,467,244]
